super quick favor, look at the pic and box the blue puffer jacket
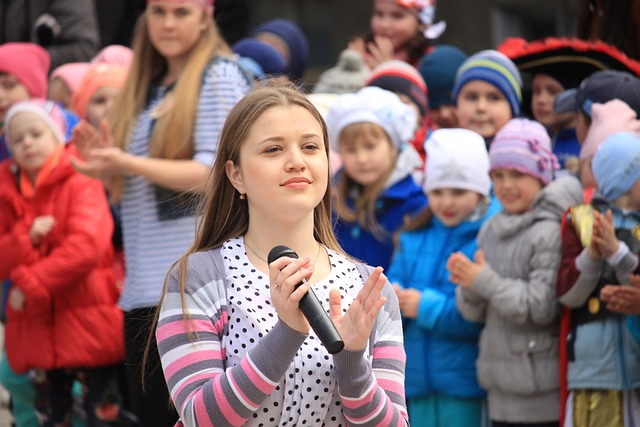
[334,174,427,270]
[387,195,501,398]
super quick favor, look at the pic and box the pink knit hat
[5,99,67,147]
[72,64,129,120]
[0,43,50,98]
[92,45,134,68]
[489,118,559,185]
[147,0,214,17]
[50,62,92,95]
[580,99,640,160]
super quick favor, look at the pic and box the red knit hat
[0,43,50,98]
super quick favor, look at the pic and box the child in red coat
[0,100,124,426]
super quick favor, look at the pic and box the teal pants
[0,352,87,427]
[408,393,486,427]
[0,352,37,427]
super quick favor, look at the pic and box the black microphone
[268,245,344,354]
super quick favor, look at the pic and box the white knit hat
[5,99,67,149]
[424,128,491,196]
[325,86,417,151]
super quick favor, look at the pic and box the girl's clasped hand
[269,254,387,351]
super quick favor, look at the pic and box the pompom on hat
[489,118,559,185]
[592,131,640,202]
[418,44,467,109]
[325,86,417,151]
[5,99,67,148]
[452,49,523,117]
[313,49,370,94]
[147,0,214,17]
[250,18,309,80]
[424,128,491,196]
[580,99,640,160]
[0,43,50,98]
[365,60,428,118]
[72,64,129,120]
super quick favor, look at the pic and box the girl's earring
[239,192,246,200]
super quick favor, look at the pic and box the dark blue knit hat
[418,44,467,109]
[232,38,287,75]
[250,19,309,80]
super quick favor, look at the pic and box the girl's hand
[71,121,122,182]
[330,267,387,351]
[364,36,395,68]
[394,286,421,319]
[269,255,314,334]
[71,146,128,182]
[446,250,485,289]
[71,121,102,160]
[29,215,56,246]
[9,288,25,311]
[592,209,619,258]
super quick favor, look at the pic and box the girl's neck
[161,57,188,86]
[244,214,319,256]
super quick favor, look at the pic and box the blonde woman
[72,0,251,425]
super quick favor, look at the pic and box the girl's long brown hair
[108,10,232,201]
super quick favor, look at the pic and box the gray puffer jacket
[456,175,583,423]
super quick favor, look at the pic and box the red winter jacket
[0,147,124,373]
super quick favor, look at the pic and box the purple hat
[489,118,559,185]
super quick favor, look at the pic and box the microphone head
[267,245,299,264]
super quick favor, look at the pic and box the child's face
[429,104,458,129]
[371,0,421,52]
[0,74,30,125]
[338,125,396,186]
[86,86,120,129]
[226,105,328,222]
[48,77,72,109]
[427,188,482,227]
[531,73,574,132]
[146,1,208,64]
[490,168,543,215]
[456,80,512,139]
[8,112,60,179]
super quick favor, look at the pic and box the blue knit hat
[592,131,640,202]
[452,49,523,117]
[232,38,287,76]
[418,44,467,109]
[250,19,309,80]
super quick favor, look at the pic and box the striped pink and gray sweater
[156,241,409,427]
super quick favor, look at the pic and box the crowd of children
[2,0,640,426]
